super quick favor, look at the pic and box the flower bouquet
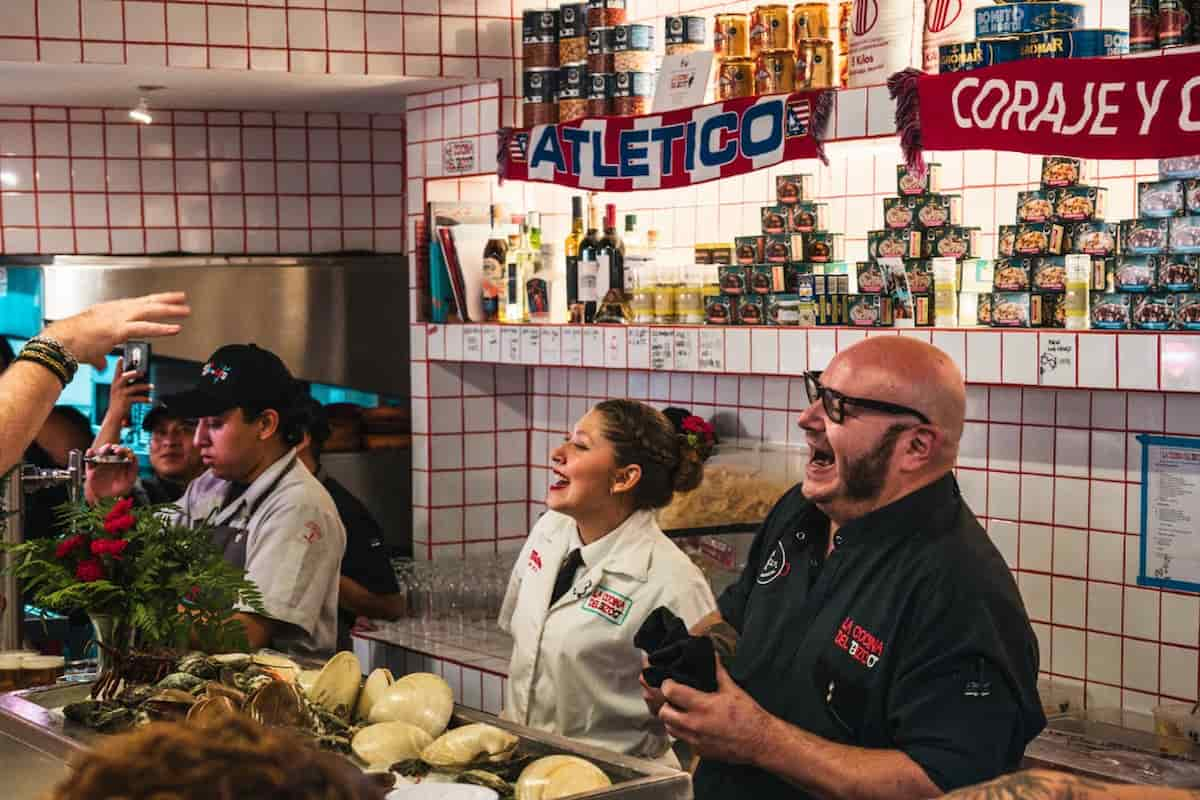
[4,497,263,693]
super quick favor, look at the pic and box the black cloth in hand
[634,606,717,693]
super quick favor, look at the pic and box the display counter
[0,680,692,800]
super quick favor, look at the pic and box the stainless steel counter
[0,682,691,800]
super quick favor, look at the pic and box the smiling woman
[499,398,718,764]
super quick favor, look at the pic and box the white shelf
[417,323,1200,394]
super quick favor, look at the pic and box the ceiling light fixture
[129,97,152,125]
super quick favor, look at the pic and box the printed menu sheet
[1139,435,1200,592]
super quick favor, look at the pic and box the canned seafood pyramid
[975,3,1086,37]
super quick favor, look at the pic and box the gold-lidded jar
[755,49,796,95]
[792,2,831,42]
[717,57,755,100]
[797,37,835,89]
[714,13,750,58]
[750,4,791,55]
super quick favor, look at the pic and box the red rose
[75,559,105,582]
[187,585,201,601]
[91,539,129,559]
[55,534,87,559]
[103,513,136,534]
[108,497,134,517]
[682,416,706,434]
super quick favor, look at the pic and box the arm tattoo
[942,771,1120,800]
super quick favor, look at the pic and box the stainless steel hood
[9,255,409,396]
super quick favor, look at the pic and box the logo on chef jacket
[582,585,632,625]
[756,540,790,585]
[528,549,543,572]
[833,616,886,669]
[303,521,323,544]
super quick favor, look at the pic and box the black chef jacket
[693,473,1045,800]
[320,472,399,649]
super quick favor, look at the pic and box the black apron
[207,458,298,571]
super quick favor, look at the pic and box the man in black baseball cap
[86,343,347,655]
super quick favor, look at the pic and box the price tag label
[501,328,520,364]
[562,328,583,366]
[583,328,605,366]
[521,327,540,364]
[698,329,725,371]
[540,327,561,364]
[463,326,482,361]
[674,329,698,372]
[605,327,627,367]
[1039,334,1076,387]
[627,327,650,369]
[482,326,501,363]
[651,329,674,371]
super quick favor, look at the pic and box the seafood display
[516,755,614,800]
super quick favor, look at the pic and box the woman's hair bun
[672,437,704,493]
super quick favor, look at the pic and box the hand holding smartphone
[123,340,151,383]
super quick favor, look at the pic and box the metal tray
[0,682,692,800]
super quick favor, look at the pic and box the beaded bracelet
[15,348,71,387]
[27,335,79,377]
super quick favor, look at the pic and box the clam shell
[367,672,454,737]
[515,755,611,800]
[309,651,362,720]
[247,680,309,729]
[351,721,433,767]
[187,696,239,728]
[297,669,322,695]
[420,723,519,768]
[252,652,301,682]
[210,653,251,670]
[202,681,246,707]
[354,668,394,721]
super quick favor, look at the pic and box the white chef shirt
[499,509,717,760]
[174,448,346,655]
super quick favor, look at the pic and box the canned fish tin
[587,28,614,73]
[1019,29,1130,58]
[755,49,795,94]
[751,4,791,53]
[587,73,614,116]
[718,57,756,100]
[613,23,653,50]
[792,3,830,41]
[937,38,1021,72]
[797,38,834,88]
[666,16,706,53]
[1159,0,1190,46]
[560,3,586,37]
[587,0,625,28]
[613,71,652,116]
[1130,2,1159,50]
[714,14,750,58]
[974,3,1086,37]
[558,63,588,122]
[523,102,557,127]
[523,9,558,43]
[523,67,559,103]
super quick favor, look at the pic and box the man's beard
[842,424,910,501]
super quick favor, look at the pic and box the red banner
[497,90,832,191]
[889,50,1200,168]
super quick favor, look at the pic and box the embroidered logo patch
[303,521,323,544]
[833,616,886,669]
[202,361,232,382]
[528,549,543,572]
[582,585,632,625]
[756,541,790,585]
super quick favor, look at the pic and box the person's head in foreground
[46,714,387,800]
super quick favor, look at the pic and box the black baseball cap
[141,403,189,433]
[165,344,298,420]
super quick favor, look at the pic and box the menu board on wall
[1138,434,1200,593]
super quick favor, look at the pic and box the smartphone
[124,340,151,382]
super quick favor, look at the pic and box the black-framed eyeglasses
[802,371,931,425]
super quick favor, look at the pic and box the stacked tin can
[939,2,1127,73]
[1130,0,1200,50]
[1087,158,1200,330]
[987,157,1108,328]
[523,9,560,127]
[703,174,867,327]
[791,3,836,90]
[865,164,975,327]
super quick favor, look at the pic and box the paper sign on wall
[653,52,714,112]
[1139,434,1200,593]
[444,139,477,175]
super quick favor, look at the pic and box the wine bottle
[578,199,602,323]
[480,204,507,323]
[564,196,585,323]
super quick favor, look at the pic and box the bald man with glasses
[642,336,1045,800]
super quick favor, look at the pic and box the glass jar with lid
[676,265,705,324]
[654,264,679,324]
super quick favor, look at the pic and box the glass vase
[87,612,133,675]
